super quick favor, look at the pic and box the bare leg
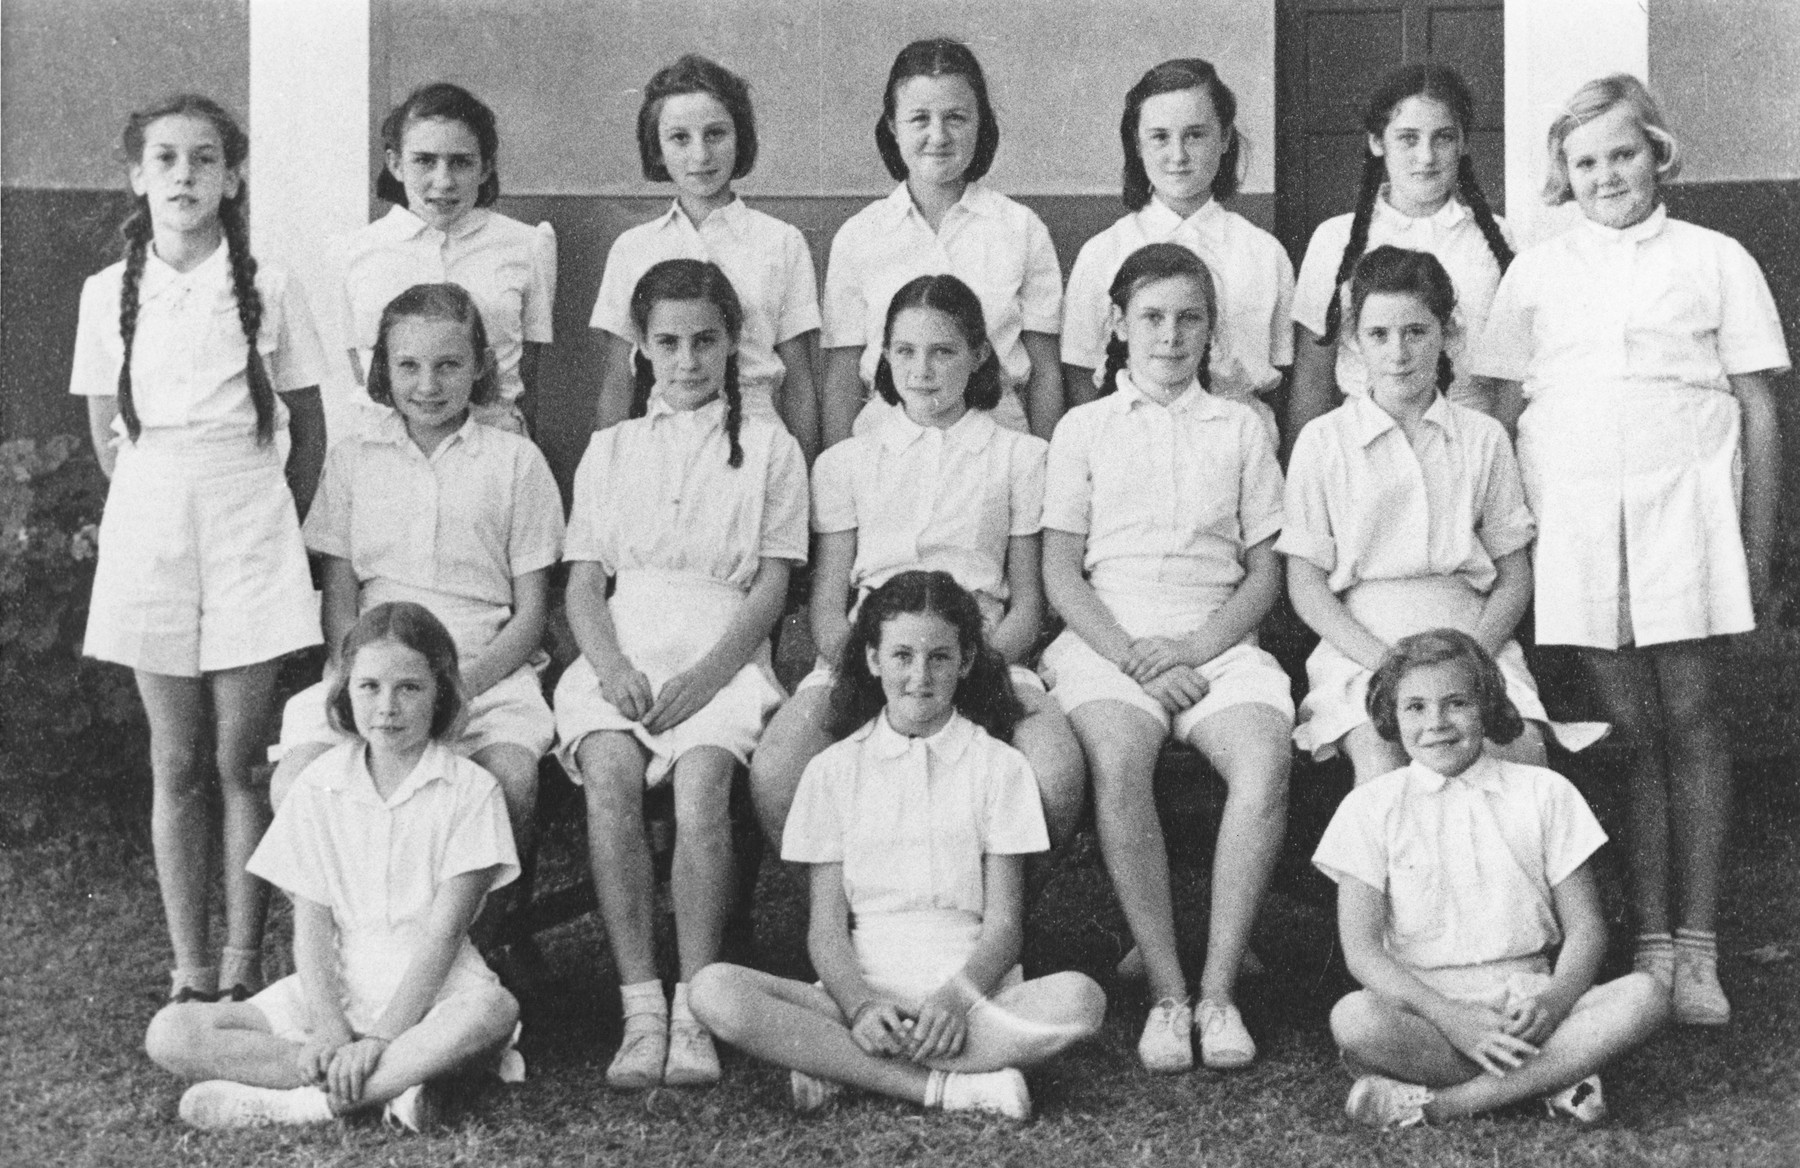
[209,661,280,959]
[136,672,214,976]
[578,733,657,985]
[1580,648,1671,935]
[348,987,519,1108]
[1330,991,1475,1089]
[1072,702,1186,1003]
[1187,703,1290,1006]
[146,1000,306,1087]
[927,972,1107,1073]
[670,747,736,981]
[1341,723,1408,787]
[1653,642,1730,933]
[468,743,542,946]
[1011,684,1088,848]
[749,687,834,847]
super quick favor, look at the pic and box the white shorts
[1411,955,1553,1014]
[276,664,554,760]
[85,434,320,676]
[848,910,1024,1010]
[249,953,505,1041]
[1040,633,1294,742]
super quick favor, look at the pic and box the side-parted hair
[876,38,1000,183]
[1543,73,1681,206]
[872,274,1004,410]
[1365,628,1523,746]
[628,258,746,467]
[1319,64,1512,345]
[1120,58,1243,208]
[1099,243,1217,399]
[828,570,1023,742]
[365,283,500,409]
[1347,246,1459,394]
[326,601,466,741]
[377,82,501,208]
[115,94,276,445]
[637,54,758,182]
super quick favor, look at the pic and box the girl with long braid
[1289,65,1513,438]
[69,94,327,1005]
[553,259,808,1090]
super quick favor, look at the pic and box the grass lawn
[4,746,1799,1168]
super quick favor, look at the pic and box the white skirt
[1292,576,1607,759]
[84,432,319,676]
[554,569,783,786]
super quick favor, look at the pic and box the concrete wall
[1650,0,1800,185]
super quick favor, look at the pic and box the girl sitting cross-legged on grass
[1315,629,1668,1130]
[691,571,1106,1122]
[145,602,522,1134]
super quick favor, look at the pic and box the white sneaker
[1544,1075,1607,1124]
[178,1082,334,1130]
[662,1020,722,1086]
[606,1013,669,1090]
[1137,997,1194,1073]
[382,1081,450,1133]
[1344,1074,1431,1130]
[937,1067,1031,1122]
[789,1069,843,1114]
[1195,998,1256,1070]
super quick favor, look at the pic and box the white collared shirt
[71,244,325,437]
[822,182,1063,391]
[1312,755,1607,971]
[1278,393,1534,595]
[1474,205,1789,399]
[589,198,821,397]
[811,407,1045,607]
[564,394,809,587]
[303,411,565,655]
[782,711,1048,919]
[1292,194,1514,402]
[1042,370,1284,592]
[1062,197,1295,394]
[338,205,556,402]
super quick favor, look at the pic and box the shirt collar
[317,741,455,806]
[646,393,728,428]
[869,709,977,763]
[1581,201,1668,246]
[1348,390,1455,447]
[879,180,1000,228]
[1373,190,1471,233]
[380,202,490,242]
[360,407,483,455]
[875,402,998,453]
[139,240,230,303]
[1139,196,1227,241]
[1405,753,1506,794]
[1107,368,1219,418]
[657,196,750,238]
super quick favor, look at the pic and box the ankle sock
[1675,929,1718,956]
[1634,932,1675,981]
[924,1069,948,1109]
[620,979,667,1020]
[671,981,697,1026]
[220,946,262,993]
[171,965,219,999]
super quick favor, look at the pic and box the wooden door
[1274,0,1504,259]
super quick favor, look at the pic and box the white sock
[620,979,667,1020]
[671,981,698,1026]
[171,965,218,998]
[220,946,261,992]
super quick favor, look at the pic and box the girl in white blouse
[692,572,1105,1122]
[555,259,808,1091]
[1475,76,1789,1029]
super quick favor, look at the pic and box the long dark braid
[1319,153,1385,346]
[630,351,656,419]
[722,354,744,468]
[219,198,277,445]
[1098,335,1129,399]
[1456,155,1513,274]
[114,200,153,440]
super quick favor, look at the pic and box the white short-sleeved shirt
[589,198,821,399]
[782,711,1048,919]
[1062,198,1295,395]
[303,412,565,656]
[1277,394,1534,596]
[1042,371,1284,597]
[339,205,556,403]
[811,407,1045,607]
[564,395,808,588]
[248,740,518,1011]
[822,182,1062,392]
[1292,195,1512,402]
[1312,755,1606,971]
[70,245,326,438]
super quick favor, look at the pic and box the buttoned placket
[898,733,940,904]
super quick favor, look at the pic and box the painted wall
[1649,0,1800,184]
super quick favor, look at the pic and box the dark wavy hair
[1120,58,1243,208]
[828,570,1023,742]
[377,82,501,209]
[872,274,1004,411]
[637,54,758,183]
[1098,242,1217,399]
[1319,64,1511,345]
[114,94,276,445]
[628,258,747,467]
[365,283,500,410]
[326,601,467,741]
[1366,628,1523,746]
[1347,246,1459,395]
[875,38,999,183]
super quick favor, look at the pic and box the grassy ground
[4,747,1799,1168]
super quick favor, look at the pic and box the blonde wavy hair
[1543,73,1681,206]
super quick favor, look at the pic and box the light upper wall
[1,0,248,189]
[385,0,1276,198]
[1649,0,1800,184]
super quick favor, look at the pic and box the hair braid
[1098,334,1129,398]
[114,200,153,441]
[629,351,656,419]
[1437,351,1455,394]
[220,200,276,444]
[722,354,744,468]
[1321,153,1386,345]
[1456,155,1514,274]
